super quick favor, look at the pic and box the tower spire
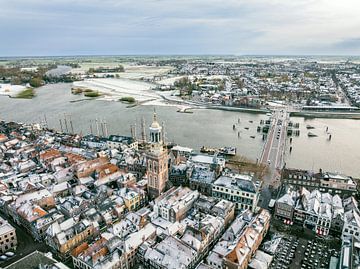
[153,108,157,123]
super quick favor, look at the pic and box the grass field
[15,88,35,99]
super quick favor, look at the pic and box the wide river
[0,83,359,177]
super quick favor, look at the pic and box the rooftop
[213,175,257,193]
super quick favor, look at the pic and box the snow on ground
[158,75,228,86]
[157,76,185,86]
[0,84,27,97]
[119,65,173,80]
[73,78,161,102]
[71,63,173,80]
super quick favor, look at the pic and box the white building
[212,174,260,211]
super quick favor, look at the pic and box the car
[5,252,15,257]
[0,255,7,261]
[268,160,271,164]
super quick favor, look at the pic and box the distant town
[1,56,360,116]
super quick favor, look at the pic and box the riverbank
[290,111,360,119]
[205,105,269,114]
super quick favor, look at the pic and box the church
[145,112,169,199]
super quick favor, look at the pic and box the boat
[219,147,237,156]
[307,132,318,137]
[200,146,216,154]
[306,125,315,129]
[201,146,237,156]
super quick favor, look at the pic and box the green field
[15,88,35,99]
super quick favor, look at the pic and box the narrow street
[0,212,50,268]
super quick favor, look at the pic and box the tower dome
[150,113,161,129]
[149,112,162,144]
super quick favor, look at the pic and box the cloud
[0,0,360,55]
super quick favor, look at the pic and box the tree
[29,77,43,88]
[11,77,22,85]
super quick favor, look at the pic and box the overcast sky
[1,0,360,56]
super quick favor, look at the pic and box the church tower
[146,112,169,199]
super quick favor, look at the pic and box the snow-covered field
[119,65,173,80]
[71,63,173,80]
[73,78,161,103]
[0,84,27,97]
[158,75,227,86]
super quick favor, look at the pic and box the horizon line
[1,53,360,59]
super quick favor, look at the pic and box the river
[0,83,359,177]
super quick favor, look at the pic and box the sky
[1,0,360,56]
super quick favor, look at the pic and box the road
[260,109,289,183]
[258,109,289,208]
[0,212,50,267]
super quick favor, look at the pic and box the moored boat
[200,146,216,154]
[219,147,237,156]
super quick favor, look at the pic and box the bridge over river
[258,108,290,208]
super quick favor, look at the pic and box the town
[1,57,360,119]
[0,111,358,269]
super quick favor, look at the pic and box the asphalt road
[259,109,289,209]
[260,109,289,186]
[0,212,50,268]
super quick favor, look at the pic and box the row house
[153,187,199,223]
[71,233,127,269]
[282,168,357,197]
[46,218,99,259]
[275,187,360,236]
